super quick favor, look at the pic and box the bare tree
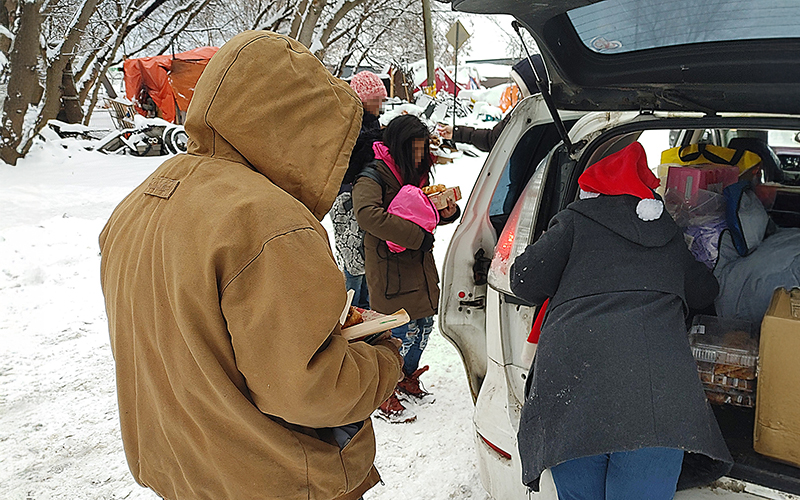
[75,0,172,123]
[1,0,99,165]
[0,0,215,164]
[0,0,462,165]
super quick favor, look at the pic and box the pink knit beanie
[349,71,387,103]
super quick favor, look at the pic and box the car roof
[451,0,800,115]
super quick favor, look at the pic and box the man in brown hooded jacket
[99,31,403,500]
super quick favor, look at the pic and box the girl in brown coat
[353,114,460,421]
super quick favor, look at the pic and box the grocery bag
[386,185,439,253]
[661,144,761,174]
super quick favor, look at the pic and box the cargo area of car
[493,122,800,494]
[606,126,800,494]
[713,405,800,494]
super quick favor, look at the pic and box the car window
[488,129,543,218]
[768,130,800,148]
[488,121,578,235]
[568,0,800,54]
[768,130,800,185]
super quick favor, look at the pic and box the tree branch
[153,0,213,54]
[125,0,209,58]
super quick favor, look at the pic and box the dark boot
[375,390,417,423]
[396,365,435,404]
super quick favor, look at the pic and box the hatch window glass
[568,0,800,54]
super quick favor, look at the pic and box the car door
[439,95,579,401]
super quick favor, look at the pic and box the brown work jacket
[99,31,402,500]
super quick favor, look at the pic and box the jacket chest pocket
[382,247,422,299]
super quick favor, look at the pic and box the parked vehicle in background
[439,0,800,498]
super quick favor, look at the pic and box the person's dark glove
[440,205,461,223]
[419,231,434,252]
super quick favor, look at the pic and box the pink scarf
[372,141,428,188]
[371,142,439,252]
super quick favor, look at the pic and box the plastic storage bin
[704,386,756,408]
[689,315,758,369]
[689,315,759,406]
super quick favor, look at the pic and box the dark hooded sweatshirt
[510,194,733,491]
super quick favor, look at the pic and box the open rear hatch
[449,0,800,492]
[452,0,800,115]
[478,118,800,494]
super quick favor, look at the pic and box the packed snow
[0,111,493,500]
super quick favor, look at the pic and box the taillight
[477,432,512,460]
[487,165,547,295]
[493,208,520,264]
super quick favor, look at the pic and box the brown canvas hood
[184,31,363,219]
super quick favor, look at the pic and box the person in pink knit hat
[330,71,389,310]
[349,70,387,116]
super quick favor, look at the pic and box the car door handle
[473,248,491,286]
[459,297,485,308]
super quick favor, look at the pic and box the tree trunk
[35,0,100,150]
[289,0,309,39]
[317,0,367,55]
[57,61,84,124]
[0,0,42,165]
[296,0,326,48]
[0,1,10,54]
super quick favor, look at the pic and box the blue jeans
[391,316,434,375]
[551,447,684,500]
[343,268,370,309]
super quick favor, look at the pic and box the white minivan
[439,0,800,498]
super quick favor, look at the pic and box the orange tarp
[123,46,218,123]
[499,84,520,113]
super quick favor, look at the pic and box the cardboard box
[428,186,461,210]
[666,164,739,202]
[754,288,800,467]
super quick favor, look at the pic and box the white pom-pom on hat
[636,198,663,221]
[578,142,664,222]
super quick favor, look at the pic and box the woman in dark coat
[510,142,733,499]
[330,71,386,308]
[353,114,460,422]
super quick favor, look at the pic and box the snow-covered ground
[0,112,493,500]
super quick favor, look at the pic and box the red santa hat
[578,141,663,221]
[349,71,387,103]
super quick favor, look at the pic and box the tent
[123,47,219,124]
[417,67,466,96]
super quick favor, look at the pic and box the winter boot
[396,365,435,404]
[375,390,417,423]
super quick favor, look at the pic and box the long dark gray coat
[510,194,733,491]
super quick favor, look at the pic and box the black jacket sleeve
[510,211,574,306]
[342,115,382,185]
[683,250,720,310]
[452,113,511,153]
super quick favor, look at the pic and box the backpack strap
[357,165,383,186]
[356,161,386,197]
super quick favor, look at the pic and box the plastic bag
[386,185,439,253]
[661,143,761,174]
[685,218,728,268]
[665,188,726,227]
[665,188,728,268]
